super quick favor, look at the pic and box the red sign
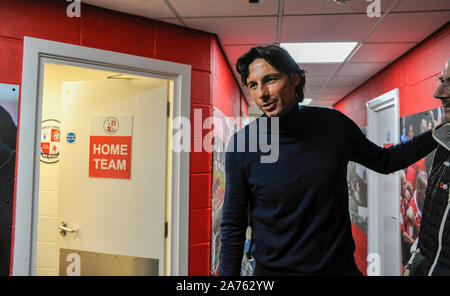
[89,136,132,179]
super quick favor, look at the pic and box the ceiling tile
[328,75,371,87]
[156,18,184,26]
[392,0,450,12]
[304,91,316,98]
[310,99,340,107]
[301,63,342,76]
[319,85,356,96]
[184,17,277,45]
[284,0,395,14]
[315,94,341,100]
[304,86,323,97]
[169,0,278,17]
[338,62,389,77]
[223,45,260,66]
[348,42,417,63]
[314,94,343,104]
[82,0,176,19]
[366,11,450,42]
[281,14,378,43]
[305,75,333,87]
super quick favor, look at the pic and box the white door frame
[366,88,401,275]
[13,37,190,276]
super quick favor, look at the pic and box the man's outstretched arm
[348,117,438,174]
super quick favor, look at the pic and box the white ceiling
[81,0,450,112]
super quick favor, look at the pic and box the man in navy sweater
[218,45,440,276]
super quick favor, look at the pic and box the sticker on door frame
[40,119,60,163]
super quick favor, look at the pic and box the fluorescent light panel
[281,42,358,63]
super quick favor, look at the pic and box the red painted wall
[0,0,246,276]
[188,38,248,275]
[334,23,450,275]
[351,224,368,276]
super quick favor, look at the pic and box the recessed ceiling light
[280,42,358,63]
[299,98,312,106]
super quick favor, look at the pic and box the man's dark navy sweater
[219,105,438,276]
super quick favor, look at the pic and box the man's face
[434,60,450,122]
[247,58,300,117]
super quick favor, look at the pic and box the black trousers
[254,262,363,276]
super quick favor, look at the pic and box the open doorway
[14,37,190,276]
[35,62,172,276]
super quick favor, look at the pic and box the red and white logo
[103,117,119,135]
[41,119,60,164]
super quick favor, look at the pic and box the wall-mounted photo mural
[210,107,254,276]
[347,127,369,234]
[399,107,443,272]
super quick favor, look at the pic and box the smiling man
[246,57,302,118]
[407,59,450,276]
[218,44,444,276]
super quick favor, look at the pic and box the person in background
[400,169,415,266]
[420,118,428,134]
[407,124,415,140]
[403,170,427,262]
[406,59,450,276]
[413,171,428,215]
[0,105,16,276]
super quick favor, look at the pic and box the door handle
[59,221,78,236]
[391,216,398,220]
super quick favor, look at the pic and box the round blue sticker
[67,132,76,143]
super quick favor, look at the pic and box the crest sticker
[41,119,61,163]
[103,117,119,135]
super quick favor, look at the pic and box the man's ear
[289,73,301,87]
